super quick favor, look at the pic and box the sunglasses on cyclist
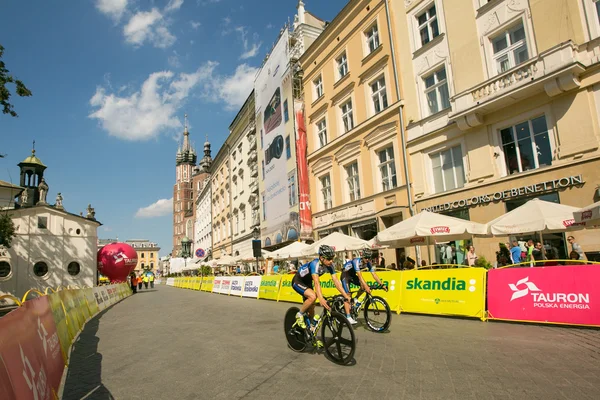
[322,256,334,261]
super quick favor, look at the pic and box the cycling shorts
[340,272,360,293]
[292,281,312,300]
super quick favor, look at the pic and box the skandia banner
[242,276,261,298]
[255,29,293,245]
[399,268,486,318]
[259,275,282,300]
[487,266,600,326]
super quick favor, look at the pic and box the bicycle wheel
[320,311,356,365]
[363,296,391,332]
[284,307,307,352]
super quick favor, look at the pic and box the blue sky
[0,0,347,256]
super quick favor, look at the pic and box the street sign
[195,248,205,258]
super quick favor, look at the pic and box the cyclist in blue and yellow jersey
[341,248,387,305]
[292,245,354,328]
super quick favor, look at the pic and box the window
[260,129,264,149]
[67,262,80,276]
[285,135,291,159]
[235,213,239,235]
[336,52,348,80]
[378,147,397,191]
[500,116,552,175]
[424,67,450,115]
[314,75,323,99]
[341,100,354,133]
[317,119,327,148]
[0,261,11,278]
[239,174,244,191]
[141,253,145,258]
[288,173,297,206]
[150,253,154,258]
[232,151,236,161]
[233,179,238,197]
[366,24,380,53]
[33,261,48,277]
[320,174,332,210]
[371,77,388,114]
[417,4,439,47]
[241,210,246,231]
[491,23,528,74]
[261,192,267,220]
[283,99,289,122]
[37,216,47,229]
[345,162,361,201]
[261,160,265,179]
[430,145,465,193]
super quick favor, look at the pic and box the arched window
[275,233,283,244]
[287,228,298,241]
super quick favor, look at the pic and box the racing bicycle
[332,284,392,332]
[284,296,356,365]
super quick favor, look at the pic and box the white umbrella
[269,241,310,259]
[234,249,272,262]
[574,200,600,226]
[375,210,487,247]
[216,255,237,266]
[301,232,370,256]
[486,198,588,235]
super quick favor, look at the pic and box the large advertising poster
[256,30,290,244]
[294,99,313,239]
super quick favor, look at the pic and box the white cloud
[89,62,255,139]
[123,8,176,48]
[168,51,182,68]
[190,20,201,29]
[165,0,184,12]
[235,26,262,60]
[266,23,273,29]
[135,198,173,218]
[96,0,128,21]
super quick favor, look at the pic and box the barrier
[202,276,214,292]
[242,276,261,298]
[166,278,175,286]
[487,265,600,326]
[229,277,244,297]
[212,277,223,294]
[259,275,282,301]
[220,277,232,295]
[193,277,202,291]
[399,268,487,319]
[341,271,403,313]
[277,274,301,303]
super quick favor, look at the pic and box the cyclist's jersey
[293,258,336,287]
[342,258,375,279]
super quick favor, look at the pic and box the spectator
[390,262,397,270]
[420,260,427,268]
[544,248,560,266]
[129,272,137,294]
[532,242,546,266]
[149,273,155,288]
[496,243,511,267]
[378,252,386,269]
[510,241,522,264]
[526,240,535,264]
[273,264,279,274]
[568,250,582,265]
[567,236,586,260]
[466,245,478,266]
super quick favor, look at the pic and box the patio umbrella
[269,241,310,259]
[216,255,237,266]
[234,249,272,262]
[574,200,600,226]
[301,232,370,257]
[486,198,588,235]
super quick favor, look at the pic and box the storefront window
[435,209,471,265]
[351,221,377,241]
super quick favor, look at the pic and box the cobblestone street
[63,285,600,400]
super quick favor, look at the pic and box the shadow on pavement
[62,309,115,400]
[134,290,158,293]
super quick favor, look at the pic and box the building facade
[300,0,412,265]
[126,239,160,274]
[172,117,197,256]
[194,175,212,261]
[256,1,325,250]
[391,0,600,262]
[211,138,233,259]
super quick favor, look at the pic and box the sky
[0,0,348,256]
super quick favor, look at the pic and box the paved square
[63,285,600,400]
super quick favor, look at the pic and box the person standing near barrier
[129,272,137,294]
[466,246,478,266]
[149,273,155,288]
[510,241,521,264]
[567,236,586,260]
[137,274,143,290]
[143,274,149,289]
[292,245,351,331]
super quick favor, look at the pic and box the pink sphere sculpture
[97,242,138,282]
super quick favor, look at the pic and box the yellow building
[210,140,233,259]
[126,239,160,274]
[390,0,600,263]
[300,0,413,265]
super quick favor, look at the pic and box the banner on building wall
[255,30,293,246]
[294,99,313,239]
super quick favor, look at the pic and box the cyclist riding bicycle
[292,245,355,329]
[341,248,387,304]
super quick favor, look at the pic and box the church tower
[172,115,197,257]
[17,143,47,208]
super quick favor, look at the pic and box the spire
[297,0,305,24]
[182,113,190,151]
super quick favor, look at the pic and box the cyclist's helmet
[318,245,335,259]
[361,249,374,259]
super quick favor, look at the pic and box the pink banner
[294,100,313,239]
[487,266,600,326]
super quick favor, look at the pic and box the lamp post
[181,237,191,274]
[252,227,260,274]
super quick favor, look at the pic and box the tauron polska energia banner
[255,29,290,243]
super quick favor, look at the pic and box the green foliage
[0,213,16,248]
[198,265,212,276]
[474,255,493,270]
[0,44,32,117]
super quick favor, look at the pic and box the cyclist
[341,248,387,307]
[292,245,355,329]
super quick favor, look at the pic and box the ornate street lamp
[252,227,260,274]
[181,237,191,273]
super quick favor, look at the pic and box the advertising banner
[59,290,84,339]
[93,286,109,311]
[259,275,283,300]
[0,296,64,400]
[220,278,232,295]
[212,277,222,294]
[341,271,403,313]
[255,30,293,244]
[487,266,600,326]
[294,99,312,239]
[242,276,261,298]
[194,277,202,291]
[202,276,214,292]
[277,274,302,303]
[83,288,99,316]
[399,268,486,318]
[48,293,71,361]
[229,277,244,297]
[166,278,175,286]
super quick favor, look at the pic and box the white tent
[301,232,370,256]
[574,200,600,226]
[486,198,588,235]
[269,241,310,259]
[375,210,487,247]
[234,249,272,262]
[216,255,237,266]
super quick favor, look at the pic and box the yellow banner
[48,293,70,362]
[399,268,486,318]
[259,275,283,301]
[202,276,214,292]
[337,271,403,313]
[83,288,99,316]
[194,277,202,290]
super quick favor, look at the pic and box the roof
[19,150,47,168]
[0,180,24,190]
[11,204,102,226]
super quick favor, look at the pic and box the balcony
[249,179,258,194]
[250,165,258,178]
[248,150,258,162]
[449,41,587,131]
